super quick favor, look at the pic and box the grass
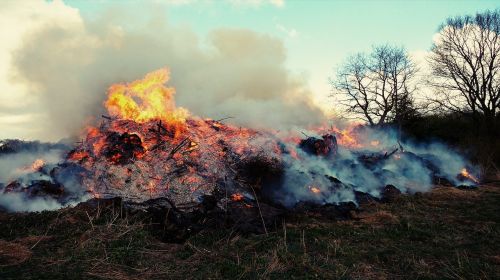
[0,184,499,279]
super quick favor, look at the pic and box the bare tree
[428,9,500,126]
[331,45,418,127]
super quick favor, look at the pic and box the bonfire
[0,68,479,221]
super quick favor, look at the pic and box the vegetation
[331,45,418,126]
[331,9,500,175]
[428,9,500,126]
[1,184,499,279]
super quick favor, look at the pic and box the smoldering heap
[0,69,480,229]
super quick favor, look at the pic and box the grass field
[1,183,499,279]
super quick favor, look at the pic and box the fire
[370,140,380,146]
[30,159,45,171]
[92,137,107,156]
[460,168,479,183]
[231,193,244,201]
[308,186,321,194]
[288,147,300,159]
[68,151,89,161]
[87,127,100,138]
[104,68,189,130]
[331,126,362,148]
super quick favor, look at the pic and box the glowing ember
[30,159,45,171]
[68,151,89,162]
[309,186,321,194]
[460,168,479,183]
[231,193,244,201]
[370,140,380,146]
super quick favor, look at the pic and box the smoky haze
[9,9,325,141]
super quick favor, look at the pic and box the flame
[331,126,362,148]
[460,168,479,183]
[231,193,244,201]
[87,127,100,138]
[288,147,300,160]
[370,140,380,146]
[68,151,89,161]
[72,68,281,205]
[104,68,189,130]
[308,186,321,194]
[30,159,45,171]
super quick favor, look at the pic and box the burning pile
[0,68,480,218]
[67,69,281,211]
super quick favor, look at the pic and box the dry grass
[0,183,499,279]
[0,240,32,267]
[431,186,480,200]
[356,210,400,226]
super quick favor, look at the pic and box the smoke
[6,1,324,141]
[0,1,478,213]
[0,145,63,183]
[268,126,477,208]
[0,140,88,212]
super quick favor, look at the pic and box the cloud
[3,0,323,141]
[228,0,285,8]
[276,23,298,38]
[153,0,285,8]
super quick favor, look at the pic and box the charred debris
[0,121,479,238]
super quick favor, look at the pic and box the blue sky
[65,0,500,103]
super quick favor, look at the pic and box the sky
[0,0,498,141]
[69,0,500,103]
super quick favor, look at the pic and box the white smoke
[2,0,324,141]
[270,126,477,208]
[0,141,89,212]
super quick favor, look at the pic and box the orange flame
[104,68,189,126]
[68,151,89,161]
[30,159,45,171]
[309,186,321,194]
[331,126,362,148]
[460,168,479,183]
[231,193,244,201]
[370,140,380,147]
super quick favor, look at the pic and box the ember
[309,186,321,194]
[299,134,337,156]
[231,193,244,201]
[68,150,89,162]
[30,159,45,171]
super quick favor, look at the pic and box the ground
[0,183,499,279]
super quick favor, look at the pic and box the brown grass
[0,240,32,267]
[431,186,480,200]
[1,183,499,279]
[356,210,399,226]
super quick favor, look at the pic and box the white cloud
[228,0,285,8]
[269,0,285,8]
[153,0,199,5]
[276,23,298,38]
[153,0,285,7]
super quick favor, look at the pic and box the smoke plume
[7,1,324,141]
